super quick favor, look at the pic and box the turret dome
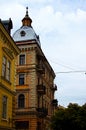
[12,7,41,46]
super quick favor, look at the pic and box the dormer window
[20,30,26,36]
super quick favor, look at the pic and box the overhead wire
[49,59,76,70]
[46,55,86,74]
[56,70,86,74]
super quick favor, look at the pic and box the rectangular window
[2,56,11,81]
[6,61,10,81]
[2,56,6,77]
[19,74,24,85]
[2,96,7,119]
[19,54,25,65]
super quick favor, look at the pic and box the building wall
[16,44,37,108]
[0,21,20,130]
[15,43,57,130]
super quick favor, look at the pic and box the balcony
[36,64,45,74]
[17,64,29,73]
[37,54,45,61]
[36,107,48,118]
[37,84,46,95]
[16,64,35,73]
[51,84,57,91]
[52,99,58,107]
[15,107,37,116]
[16,111,36,116]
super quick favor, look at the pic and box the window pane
[18,94,25,108]
[19,74,24,85]
[19,55,25,65]
[2,57,6,77]
[2,96,7,119]
[6,61,10,81]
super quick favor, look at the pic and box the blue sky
[0,0,86,107]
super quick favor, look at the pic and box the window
[2,96,7,119]
[6,61,10,81]
[19,74,24,85]
[19,54,25,65]
[2,56,11,81]
[18,94,25,108]
[20,31,26,37]
[2,56,6,77]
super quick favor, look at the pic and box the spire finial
[22,7,32,26]
[26,7,28,17]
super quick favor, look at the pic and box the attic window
[20,31,26,36]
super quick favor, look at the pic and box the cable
[46,55,86,75]
[46,55,78,70]
[50,60,76,70]
[55,70,86,74]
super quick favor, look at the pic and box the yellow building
[13,7,57,130]
[0,19,20,130]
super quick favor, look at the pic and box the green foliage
[50,103,86,130]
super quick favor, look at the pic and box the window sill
[1,118,8,122]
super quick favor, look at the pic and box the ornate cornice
[0,22,20,56]
[2,47,14,59]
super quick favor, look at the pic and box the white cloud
[29,0,53,3]
[0,1,86,107]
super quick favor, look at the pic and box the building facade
[13,7,57,130]
[0,20,20,130]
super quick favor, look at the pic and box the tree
[50,103,86,130]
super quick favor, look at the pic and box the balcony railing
[16,64,35,73]
[51,84,57,91]
[16,111,36,116]
[37,84,46,95]
[36,107,48,118]
[36,64,45,74]
[52,99,58,107]
[15,107,37,116]
[15,107,48,118]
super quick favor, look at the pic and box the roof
[0,19,20,55]
[1,18,13,34]
[12,26,41,46]
[12,7,41,46]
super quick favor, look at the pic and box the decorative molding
[0,82,16,95]
[19,46,37,52]
[0,24,20,56]
[2,47,14,59]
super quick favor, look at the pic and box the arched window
[18,94,25,108]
